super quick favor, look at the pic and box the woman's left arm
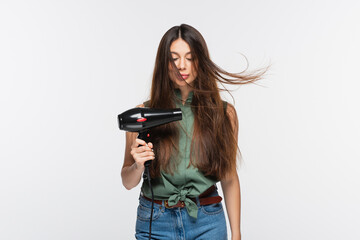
[221,170,241,240]
[221,103,241,240]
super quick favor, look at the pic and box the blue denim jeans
[135,189,227,240]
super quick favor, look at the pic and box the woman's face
[169,38,197,88]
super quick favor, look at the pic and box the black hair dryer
[117,107,182,168]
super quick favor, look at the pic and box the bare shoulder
[225,103,238,134]
[226,103,237,120]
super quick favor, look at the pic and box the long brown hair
[147,24,269,180]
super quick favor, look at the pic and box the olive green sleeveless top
[141,89,227,218]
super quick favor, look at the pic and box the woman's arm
[221,170,241,240]
[121,104,155,190]
[221,103,241,240]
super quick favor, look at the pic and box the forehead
[170,38,191,54]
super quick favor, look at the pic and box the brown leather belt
[142,185,222,208]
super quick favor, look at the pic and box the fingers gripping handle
[137,129,152,178]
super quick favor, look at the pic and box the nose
[178,57,186,70]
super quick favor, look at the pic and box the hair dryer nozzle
[118,107,182,132]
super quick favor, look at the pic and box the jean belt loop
[195,196,200,207]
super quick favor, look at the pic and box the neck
[176,86,192,104]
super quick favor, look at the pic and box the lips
[181,74,189,80]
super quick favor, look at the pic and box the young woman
[121,24,267,240]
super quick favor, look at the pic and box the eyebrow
[170,52,192,56]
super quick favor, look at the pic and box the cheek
[168,69,179,82]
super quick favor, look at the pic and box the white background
[1,0,359,239]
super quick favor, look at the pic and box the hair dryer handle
[137,129,152,170]
[137,129,151,143]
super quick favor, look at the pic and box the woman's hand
[130,138,155,170]
[121,103,155,190]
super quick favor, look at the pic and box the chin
[176,81,187,87]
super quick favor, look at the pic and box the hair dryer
[117,107,182,166]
